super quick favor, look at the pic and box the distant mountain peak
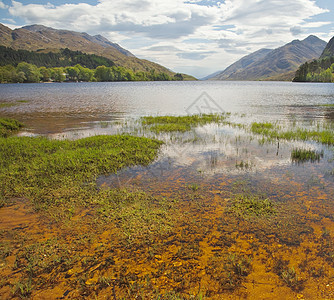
[21,24,134,57]
[303,35,322,43]
[22,24,56,32]
[207,35,326,81]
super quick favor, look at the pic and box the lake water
[1,81,334,298]
[1,81,334,135]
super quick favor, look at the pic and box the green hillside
[0,46,115,68]
[0,47,194,83]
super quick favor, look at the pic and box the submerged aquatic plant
[187,183,199,192]
[0,100,29,109]
[12,278,32,298]
[281,267,303,291]
[272,258,304,291]
[206,253,252,291]
[229,193,276,217]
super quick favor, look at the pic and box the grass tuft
[291,148,323,163]
[250,121,334,145]
[0,118,24,137]
[141,114,227,133]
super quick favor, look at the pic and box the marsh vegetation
[1,110,334,299]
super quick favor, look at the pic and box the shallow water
[1,81,334,299]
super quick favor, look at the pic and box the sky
[0,0,333,78]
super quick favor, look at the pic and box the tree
[320,69,332,82]
[134,71,148,81]
[174,73,184,81]
[17,62,40,83]
[39,67,51,82]
[95,65,113,81]
[75,64,94,81]
[51,67,66,82]
[66,66,79,81]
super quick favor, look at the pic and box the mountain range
[0,23,176,76]
[0,22,331,82]
[207,35,327,81]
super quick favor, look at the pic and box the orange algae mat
[1,171,334,300]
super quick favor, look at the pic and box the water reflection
[1,81,334,133]
[97,120,333,192]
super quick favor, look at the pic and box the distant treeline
[0,46,115,69]
[293,56,334,82]
[0,62,184,83]
[0,46,187,83]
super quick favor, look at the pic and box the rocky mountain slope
[320,36,334,59]
[209,35,326,81]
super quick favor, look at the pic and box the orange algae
[1,167,334,299]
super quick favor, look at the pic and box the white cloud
[4,0,332,77]
[0,1,8,9]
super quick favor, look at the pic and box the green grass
[150,123,191,133]
[250,122,334,145]
[0,135,169,230]
[0,118,24,137]
[141,114,227,133]
[229,194,276,217]
[319,104,334,107]
[0,100,29,109]
[291,148,323,163]
[0,102,17,108]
